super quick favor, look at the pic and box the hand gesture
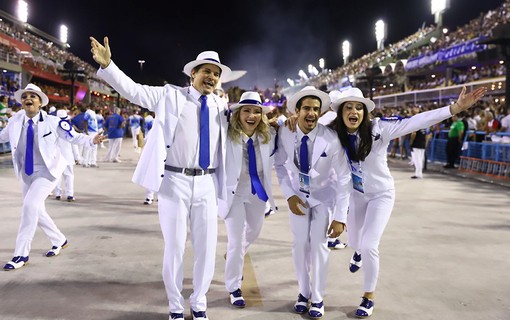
[451,86,487,114]
[89,36,112,69]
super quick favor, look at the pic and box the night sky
[0,0,505,90]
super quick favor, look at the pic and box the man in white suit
[0,84,104,271]
[90,36,230,320]
[274,86,351,319]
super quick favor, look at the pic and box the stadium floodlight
[319,58,325,71]
[431,0,450,27]
[286,78,295,87]
[60,25,68,45]
[138,60,146,71]
[375,20,386,51]
[298,69,309,81]
[17,0,28,23]
[342,40,351,65]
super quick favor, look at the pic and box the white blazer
[218,131,277,219]
[97,61,228,200]
[0,110,93,180]
[274,124,351,222]
[352,106,453,194]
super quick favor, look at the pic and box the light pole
[431,0,450,30]
[342,40,351,65]
[319,58,325,73]
[375,20,386,51]
[17,0,28,23]
[138,60,146,72]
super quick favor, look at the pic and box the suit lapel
[311,126,327,168]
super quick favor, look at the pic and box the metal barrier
[459,156,510,180]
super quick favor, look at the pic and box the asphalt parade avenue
[0,141,509,320]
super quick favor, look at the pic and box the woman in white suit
[327,86,487,317]
[220,91,276,308]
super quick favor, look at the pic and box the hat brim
[331,96,375,113]
[14,89,49,107]
[287,89,331,115]
[183,60,232,81]
[230,102,271,114]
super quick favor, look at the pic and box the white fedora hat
[286,86,331,115]
[330,87,375,113]
[183,51,232,81]
[56,109,69,120]
[14,83,49,107]
[230,91,271,113]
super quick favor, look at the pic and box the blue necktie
[25,119,34,176]
[300,135,309,174]
[347,134,357,159]
[199,95,210,170]
[247,138,268,202]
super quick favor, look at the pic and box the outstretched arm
[450,86,487,115]
[89,36,112,69]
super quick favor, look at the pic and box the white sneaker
[143,198,153,205]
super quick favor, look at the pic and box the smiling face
[238,105,263,137]
[191,63,221,95]
[296,97,321,134]
[341,101,365,133]
[21,91,43,118]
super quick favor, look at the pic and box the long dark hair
[329,102,373,162]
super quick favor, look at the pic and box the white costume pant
[131,127,140,148]
[145,189,155,200]
[224,193,266,292]
[15,174,66,257]
[82,132,98,166]
[54,165,74,197]
[105,138,122,161]
[347,189,395,293]
[289,202,332,303]
[158,171,218,313]
[411,148,425,178]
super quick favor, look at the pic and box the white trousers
[105,138,122,161]
[82,132,98,166]
[224,193,266,292]
[54,165,74,197]
[131,127,140,148]
[289,202,332,303]
[411,148,425,178]
[347,189,395,293]
[158,171,218,313]
[15,174,66,257]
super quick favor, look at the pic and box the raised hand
[89,36,112,69]
[451,86,487,114]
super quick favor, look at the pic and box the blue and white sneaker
[294,293,309,314]
[308,301,324,319]
[328,238,347,249]
[229,288,246,308]
[46,240,68,257]
[169,313,183,320]
[355,297,374,318]
[349,251,362,273]
[191,309,208,320]
[3,256,29,270]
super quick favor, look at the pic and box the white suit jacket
[349,106,453,194]
[274,124,351,223]
[97,61,228,200]
[0,110,93,180]
[218,131,277,219]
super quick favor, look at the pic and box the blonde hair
[228,107,271,144]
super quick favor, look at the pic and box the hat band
[239,99,262,106]
[204,58,220,63]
